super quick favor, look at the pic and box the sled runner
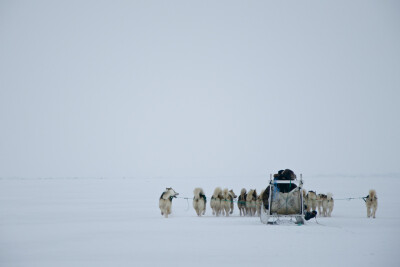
[260,174,305,225]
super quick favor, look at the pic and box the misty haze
[0,1,399,267]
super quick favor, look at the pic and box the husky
[210,187,223,216]
[238,188,247,216]
[317,194,327,215]
[256,189,265,216]
[246,189,257,216]
[365,189,378,218]
[305,191,317,212]
[228,189,237,214]
[255,190,262,216]
[323,193,334,217]
[193,188,206,216]
[159,187,179,218]
[221,188,231,216]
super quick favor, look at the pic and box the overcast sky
[0,0,399,178]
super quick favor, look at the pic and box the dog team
[159,187,378,219]
[303,190,334,217]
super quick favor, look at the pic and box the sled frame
[260,174,305,225]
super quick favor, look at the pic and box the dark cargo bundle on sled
[273,169,296,180]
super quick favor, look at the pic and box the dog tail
[246,189,255,201]
[213,187,222,198]
[193,187,204,198]
[240,188,246,195]
[222,188,229,199]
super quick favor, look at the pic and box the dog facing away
[256,189,265,216]
[193,188,206,216]
[228,189,237,214]
[221,188,231,216]
[238,188,247,216]
[322,193,334,217]
[246,189,257,216]
[317,194,327,215]
[305,191,317,212]
[159,187,179,218]
[365,189,378,218]
[211,187,223,216]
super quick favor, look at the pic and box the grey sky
[1,0,399,178]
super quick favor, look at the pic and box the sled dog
[317,194,327,215]
[238,188,247,216]
[365,189,378,218]
[159,187,179,218]
[246,189,257,216]
[228,189,237,214]
[211,187,223,216]
[323,193,334,217]
[193,188,206,216]
[256,189,265,216]
[221,188,231,216]
[305,191,317,212]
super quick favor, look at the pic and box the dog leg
[367,207,371,218]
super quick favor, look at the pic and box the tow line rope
[334,197,366,202]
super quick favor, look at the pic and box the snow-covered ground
[1,175,399,267]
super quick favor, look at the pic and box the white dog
[159,187,179,218]
[210,187,223,216]
[246,189,257,216]
[193,188,206,216]
[322,193,334,217]
[221,188,231,216]
[317,193,326,215]
[365,189,378,218]
[305,191,317,212]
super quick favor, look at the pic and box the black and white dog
[193,188,206,216]
[159,187,179,218]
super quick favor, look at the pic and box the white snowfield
[0,175,399,267]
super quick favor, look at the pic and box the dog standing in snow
[322,193,334,217]
[365,189,378,218]
[193,188,206,216]
[317,194,326,215]
[238,188,247,216]
[159,187,179,218]
[246,189,257,216]
[305,191,317,212]
[228,189,237,214]
[211,187,223,216]
[221,188,231,216]
[256,189,265,216]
